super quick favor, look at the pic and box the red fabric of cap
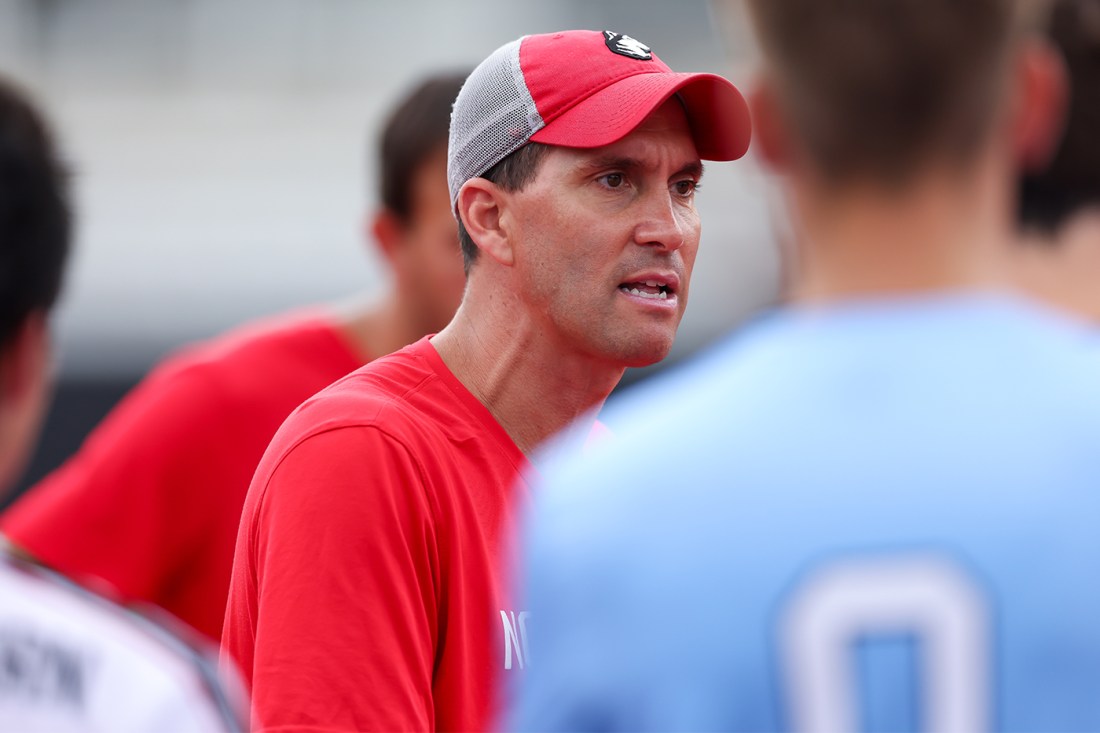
[520,30,751,161]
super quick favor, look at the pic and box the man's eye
[674,180,699,196]
[600,173,625,188]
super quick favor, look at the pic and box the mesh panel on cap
[448,37,544,209]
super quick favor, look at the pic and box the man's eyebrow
[676,161,705,181]
[576,155,644,175]
[575,156,706,180]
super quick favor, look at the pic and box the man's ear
[748,76,791,172]
[1012,38,1068,172]
[369,209,403,267]
[0,313,49,408]
[456,178,514,267]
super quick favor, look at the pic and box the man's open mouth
[619,279,673,300]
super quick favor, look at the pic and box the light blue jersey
[509,294,1100,733]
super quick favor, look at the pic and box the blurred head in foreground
[0,76,70,490]
[745,0,1065,301]
[1013,0,1100,323]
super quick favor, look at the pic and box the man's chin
[612,335,676,370]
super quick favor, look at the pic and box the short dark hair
[377,72,467,223]
[456,141,550,273]
[746,0,1038,186]
[0,76,71,351]
[1019,0,1100,234]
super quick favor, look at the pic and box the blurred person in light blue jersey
[506,0,1100,731]
[0,74,245,731]
[1013,0,1100,324]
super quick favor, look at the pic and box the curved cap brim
[529,71,751,161]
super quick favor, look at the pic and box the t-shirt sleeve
[247,426,439,732]
[0,363,227,604]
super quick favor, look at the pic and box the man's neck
[785,164,1013,304]
[1013,209,1100,325]
[430,288,624,456]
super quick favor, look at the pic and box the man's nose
[632,188,688,252]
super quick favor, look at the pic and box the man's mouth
[618,279,672,300]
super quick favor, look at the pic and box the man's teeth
[620,285,669,300]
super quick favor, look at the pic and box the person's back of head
[0,76,70,491]
[746,0,1046,187]
[376,72,467,226]
[744,0,1065,301]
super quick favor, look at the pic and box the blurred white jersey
[0,550,245,732]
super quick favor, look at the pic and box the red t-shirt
[222,336,534,732]
[0,312,363,642]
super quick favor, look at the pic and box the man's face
[505,99,703,367]
[396,148,467,333]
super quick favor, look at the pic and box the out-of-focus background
[2,0,782,499]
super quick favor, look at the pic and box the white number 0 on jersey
[781,554,990,733]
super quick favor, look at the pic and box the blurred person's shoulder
[142,307,361,400]
[648,292,1100,410]
[539,294,1100,512]
[262,335,482,463]
[0,548,245,732]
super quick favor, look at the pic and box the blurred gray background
[1,0,782,496]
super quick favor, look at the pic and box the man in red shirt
[222,30,752,732]
[0,72,468,643]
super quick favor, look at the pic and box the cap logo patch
[603,31,652,61]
